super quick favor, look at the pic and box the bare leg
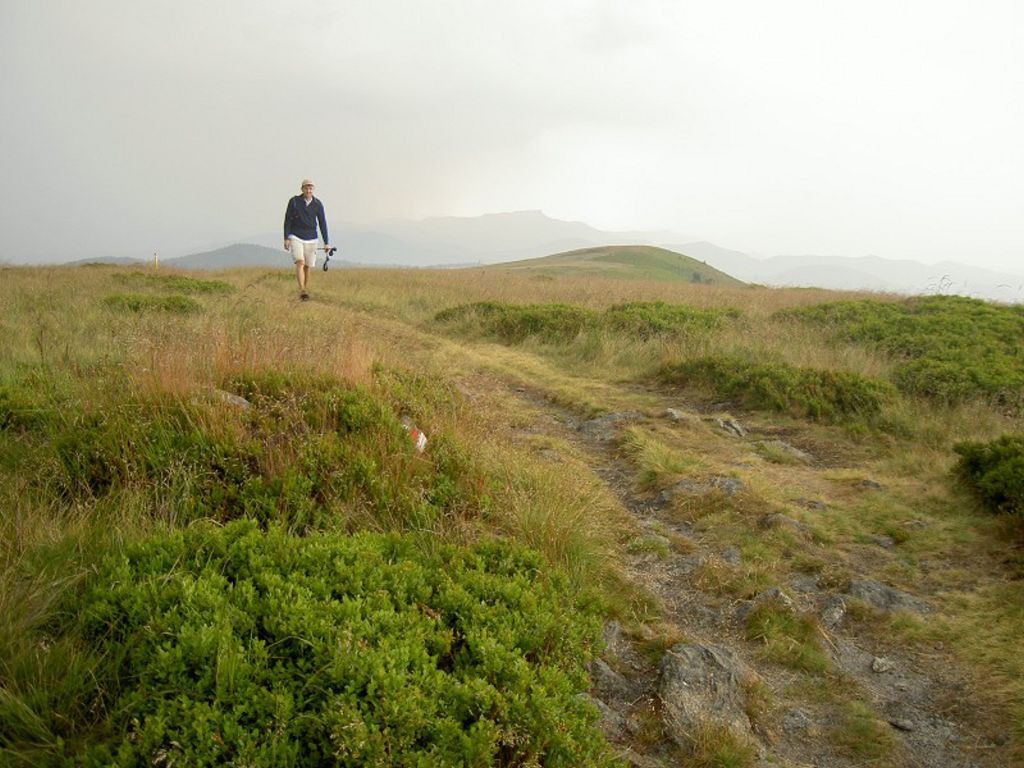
[295,262,306,293]
[303,264,310,292]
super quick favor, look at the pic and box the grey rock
[665,408,701,425]
[735,587,794,624]
[869,535,896,549]
[889,718,916,732]
[671,553,704,576]
[579,411,643,441]
[658,643,753,744]
[716,417,748,438]
[591,658,635,701]
[871,656,896,673]
[790,575,821,594]
[795,498,829,512]
[820,595,847,628]
[721,546,742,566]
[580,693,626,739]
[848,579,931,614]
[710,475,745,494]
[602,620,629,659]
[758,439,813,463]
[857,478,883,490]
[782,707,813,734]
[212,389,251,409]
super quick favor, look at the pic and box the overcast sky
[2,0,1022,270]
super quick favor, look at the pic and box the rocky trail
[466,376,1009,768]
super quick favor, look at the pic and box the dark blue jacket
[284,196,329,243]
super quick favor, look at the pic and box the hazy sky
[3,0,1022,269]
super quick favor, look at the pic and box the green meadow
[1,260,1022,766]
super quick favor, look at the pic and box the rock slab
[658,643,752,745]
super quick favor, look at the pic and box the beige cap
[300,179,314,188]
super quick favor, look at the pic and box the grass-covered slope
[485,245,745,286]
[3,264,1024,766]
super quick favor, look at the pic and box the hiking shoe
[300,291,309,301]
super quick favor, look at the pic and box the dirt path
[461,375,1006,768]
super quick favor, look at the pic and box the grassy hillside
[485,244,746,286]
[1,264,1022,766]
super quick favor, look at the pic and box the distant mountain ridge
[61,210,1022,302]
[167,243,287,270]
[671,241,1024,302]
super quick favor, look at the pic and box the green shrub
[781,296,1024,407]
[102,293,201,314]
[657,355,895,424]
[435,300,739,345]
[436,302,596,344]
[113,273,235,294]
[602,301,739,340]
[954,434,1024,516]
[4,370,488,531]
[6,521,611,766]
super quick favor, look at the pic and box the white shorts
[289,238,317,267]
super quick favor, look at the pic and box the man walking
[283,179,330,300]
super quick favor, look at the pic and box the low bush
[602,301,740,340]
[102,293,201,314]
[113,273,235,294]
[2,369,488,531]
[953,434,1024,516]
[780,296,1024,407]
[657,355,895,424]
[5,521,611,766]
[435,302,596,344]
[435,300,739,345]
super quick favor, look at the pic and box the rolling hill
[483,244,745,285]
[164,243,288,270]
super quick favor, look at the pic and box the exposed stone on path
[603,620,630,660]
[579,411,643,441]
[721,546,742,566]
[716,417,748,438]
[794,498,828,511]
[710,475,746,494]
[591,658,637,702]
[848,579,931,614]
[872,656,896,673]
[757,439,813,463]
[819,595,847,628]
[782,708,813,734]
[658,643,755,745]
[581,693,627,739]
[856,478,883,490]
[665,408,702,426]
